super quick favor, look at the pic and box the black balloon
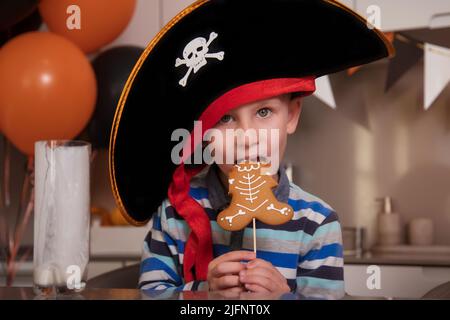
[0,8,42,47]
[88,46,144,149]
[0,0,38,31]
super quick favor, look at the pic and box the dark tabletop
[0,287,311,300]
[0,287,397,300]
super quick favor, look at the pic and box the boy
[140,90,345,299]
[108,0,394,300]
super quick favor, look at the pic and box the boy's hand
[207,251,256,293]
[239,258,291,294]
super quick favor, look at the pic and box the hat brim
[109,0,394,225]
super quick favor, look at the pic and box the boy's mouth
[235,155,269,164]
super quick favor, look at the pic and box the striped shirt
[139,164,345,299]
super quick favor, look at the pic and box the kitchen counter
[0,287,388,300]
[0,287,329,300]
[0,287,142,300]
[345,249,450,268]
[345,254,450,267]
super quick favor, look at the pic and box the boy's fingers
[239,274,277,292]
[214,250,256,265]
[247,258,273,270]
[217,287,244,299]
[240,287,285,300]
[244,283,270,294]
[212,261,246,277]
[241,267,274,281]
[246,259,285,283]
[216,275,241,289]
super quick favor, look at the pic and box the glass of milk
[33,140,91,296]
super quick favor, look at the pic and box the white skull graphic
[183,37,209,73]
[175,32,225,87]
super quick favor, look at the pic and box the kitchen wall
[1,0,449,250]
[286,60,450,247]
[2,57,449,250]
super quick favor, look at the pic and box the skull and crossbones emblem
[175,31,225,87]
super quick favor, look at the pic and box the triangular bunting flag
[424,43,450,110]
[385,35,423,92]
[314,75,336,109]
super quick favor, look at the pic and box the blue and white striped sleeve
[138,203,208,292]
[296,210,345,299]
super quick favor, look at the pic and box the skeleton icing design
[217,162,294,231]
[175,31,225,87]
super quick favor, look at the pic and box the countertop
[0,287,387,300]
[344,253,450,267]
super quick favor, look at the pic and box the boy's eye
[219,114,233,124]
[257,108,272,118]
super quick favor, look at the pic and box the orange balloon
[39,0,136,53]
[0,32,97,156]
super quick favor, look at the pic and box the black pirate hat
[109,0,394,280]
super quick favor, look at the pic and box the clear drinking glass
[33,140,91,295]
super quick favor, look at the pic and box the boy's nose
[234,119,260,149]
[237,117,253,131]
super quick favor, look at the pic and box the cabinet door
[345,264,450,298]
[355,0,450,31]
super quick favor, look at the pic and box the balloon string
[2,136,11,207]
[0,187,6,276]
[0,217,6,276]
[13,156,32,239]
[0,136,3,209]
[0,136,11,277]
[6,156,34,286]
[90,149,98,164]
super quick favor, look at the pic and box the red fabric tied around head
[168,77,316,282]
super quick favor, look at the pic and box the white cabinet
[161,0,450,32]
[345,264,450,298]
[109,0,450,50]
[354,0,450,31]
[90,220,150,258]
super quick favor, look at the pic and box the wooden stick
[2,136,11,207]
[253,218,256,254]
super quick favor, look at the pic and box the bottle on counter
[377,197,403,246]
[408,218,434,246]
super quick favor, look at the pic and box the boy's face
[209,94,303,177]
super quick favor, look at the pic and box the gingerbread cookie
[217,162,294,231]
